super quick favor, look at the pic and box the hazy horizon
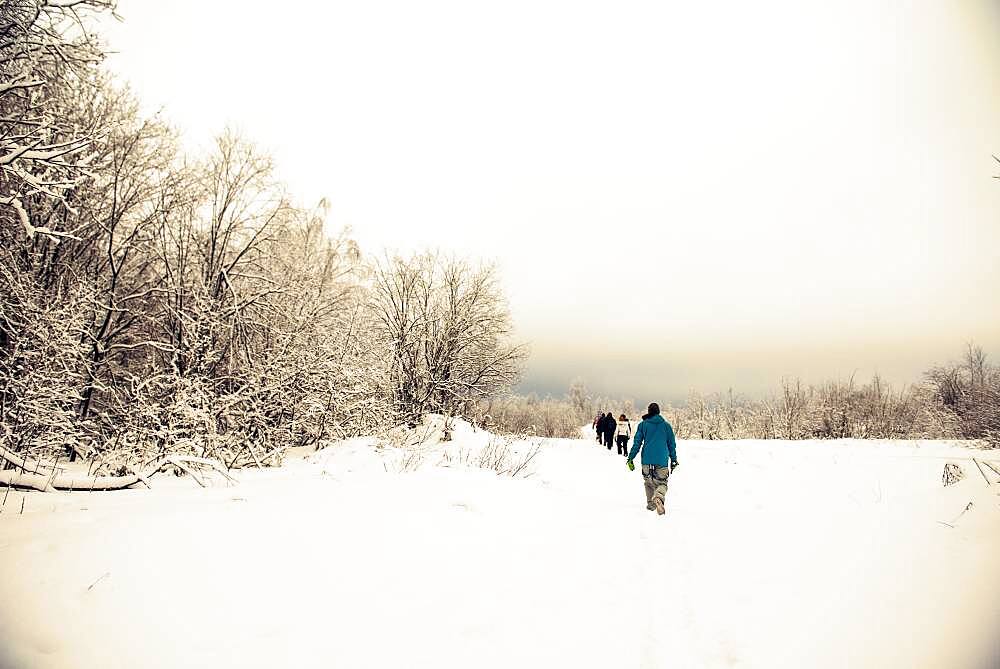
[101,1,1000,403]
[516,335,1000,405]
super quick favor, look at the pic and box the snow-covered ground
[1,420,998,669]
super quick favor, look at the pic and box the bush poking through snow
[390,449,426,474]
[926,344,1000,448]
[941,463,965,486]
[476,436,542,478]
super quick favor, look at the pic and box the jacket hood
[643,414,666,425]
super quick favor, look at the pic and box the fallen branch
[176,455,238,484]
[166,457,206,488]
[0,444,61,477]
[0,452,238,492]
[0,470,55,492]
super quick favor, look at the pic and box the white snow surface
[1,419,999,669]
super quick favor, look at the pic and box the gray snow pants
[642,464,670,509]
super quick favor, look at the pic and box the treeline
[481,344,1000,447]
[0,2,523,475]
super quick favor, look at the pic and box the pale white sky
[101,1,1000,402]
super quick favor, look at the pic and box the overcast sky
[101,1,1000,403]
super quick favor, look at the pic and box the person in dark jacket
[602,412,617,450]
[626,402,678,515]
[594,413,606,443]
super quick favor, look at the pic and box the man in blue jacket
[626,402,678,515]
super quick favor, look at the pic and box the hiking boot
[646,503,655,511]
[654,498,665,515]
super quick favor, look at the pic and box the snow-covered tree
[0,0,115,242]
[371,254,525,423]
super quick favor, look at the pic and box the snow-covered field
[1,420,998,669]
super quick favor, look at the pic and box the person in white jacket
[615,413,632,457]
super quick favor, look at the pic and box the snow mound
[382,413,485,448]
[307,415,543,478]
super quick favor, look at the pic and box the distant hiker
[602,412,617,450]
[594,414,604,443]
[626,402,678,515]
[615,413,631,456]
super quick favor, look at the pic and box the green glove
[626,459,635,471]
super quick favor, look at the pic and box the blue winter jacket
[628,414,677,466]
